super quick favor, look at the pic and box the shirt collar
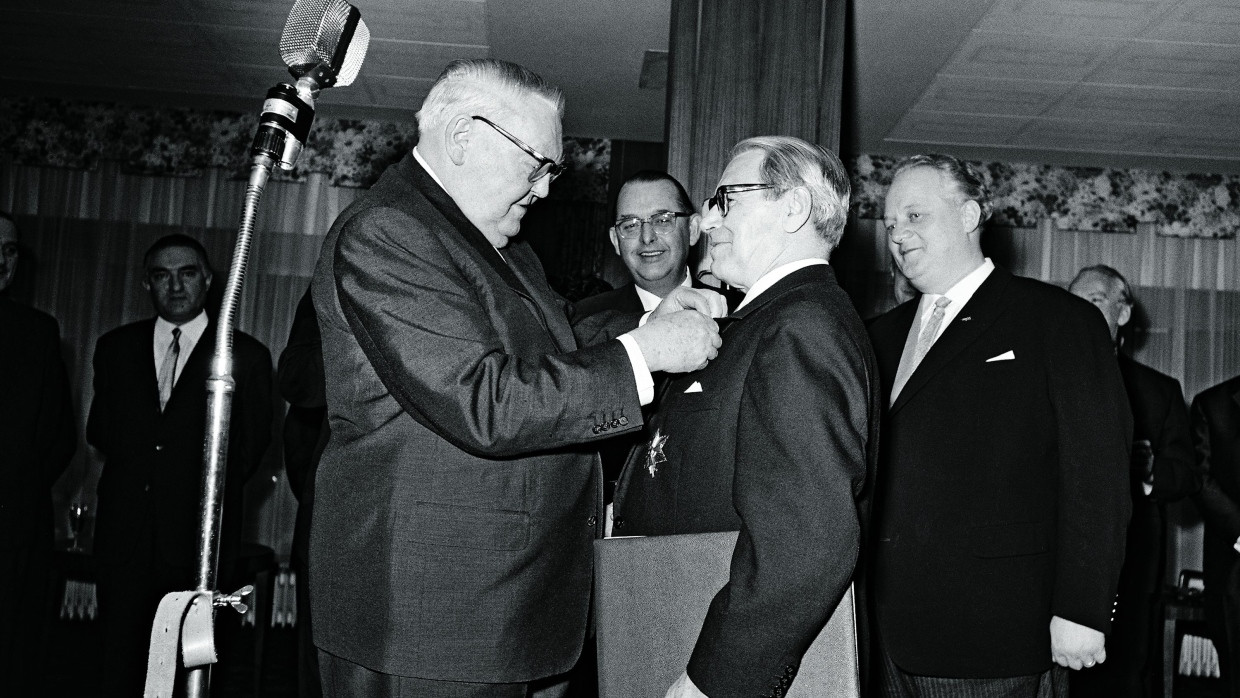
[155,310,207,338]
[633,269,692,312]
[735,258,829,312]
[412,147,447,190]
[918,258,995,315]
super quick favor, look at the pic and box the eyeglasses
[0,242,17,258]
[147,267,204,286]
[613,212,690,240]
[471,115,566,183]
[704,183,774,217]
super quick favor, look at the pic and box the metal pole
[185,155,274,697]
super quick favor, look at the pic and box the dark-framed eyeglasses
[0,242,17,258]
[471,115,566,183]
[704,183,774,217]
[613,211,691,240]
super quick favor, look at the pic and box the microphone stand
[184,151,277,697]
[185,76,317,696]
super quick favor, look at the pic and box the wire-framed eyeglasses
[704,183,774,217]
[471,115,566,183]
[613,212,691,239]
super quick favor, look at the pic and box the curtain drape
[1,158,357,555]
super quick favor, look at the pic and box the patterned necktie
[890,296,950,402]
[158,327,181,412]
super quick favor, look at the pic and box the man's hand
[1050,615,1106,670]
[629,310,721,373]
[652,286,728,320]
[665,671,708,698]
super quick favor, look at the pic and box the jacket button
[618,416,629,426]
[144,484,150,492]
[155,445,164,451]
[613,517,624,529]
[591,425,601,434]
[587,515,597,527]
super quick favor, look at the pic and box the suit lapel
[165,320,214,412]
[405,158,534,301]
[890,268,1013,415]
[404,156,572,350]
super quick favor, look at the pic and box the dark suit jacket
[613,266,881,698]
[309,155,644,683]
[0,296,74,549]
[1116,354,1198,597]
[86,317,272,575]
[867,267,1132,678]
[1190,377,1240,609]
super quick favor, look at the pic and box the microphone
[252,0,371,170]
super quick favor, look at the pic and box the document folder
[594,531,860,697]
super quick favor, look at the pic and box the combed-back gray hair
[416,59,564,139]
[1071,264,1134,306]
[731,136,851,249]
[893,153,993,227]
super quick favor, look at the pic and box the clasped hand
[631,288,726,373]
[1050,615,1106,670]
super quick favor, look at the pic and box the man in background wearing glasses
[612,136,881,698]
[310,59,723,697]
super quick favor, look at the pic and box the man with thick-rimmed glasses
[309,59,724,697]
[612,136,881,698]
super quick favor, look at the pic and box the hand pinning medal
[646,429,668,477]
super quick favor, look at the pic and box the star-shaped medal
[646,429,668,477]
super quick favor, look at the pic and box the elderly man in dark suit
[613,136,881,698]
[0,212,75,696]
[1068,264,1199,697]
[87,234,272,696]
[1190,376,1240,697]
[309,58,721,697]
[867,154,1132,697]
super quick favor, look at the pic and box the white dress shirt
[153,310,208,388]
[633,270,693,312]
[910,258,995,346]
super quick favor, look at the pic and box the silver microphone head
[280,0,370,89]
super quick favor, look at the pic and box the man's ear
[959,199,982,234]
[688,213,702,246]
[203,270,213,291]
[782,187,812,233]
[142,278,151,292]
[446,115,473,166]
[608,227,622,257]
[1118,302,1132,329]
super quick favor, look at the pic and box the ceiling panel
[1086,41,1240,90]
[976,0,1173,38]
[944,30,1122,82]
[1144,0,1240,43]
[887,110,1032,145]
[1046,83,1240,128]
[364,39,490,81]
[912,75,1075,117]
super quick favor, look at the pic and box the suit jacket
[613,266,881,698]
[1115,354,1198,597]
[0,296,74,549]
[86,317,272,574]
[867,267,1132,678]
[309,155,644,682]
[1189,376,1240,605]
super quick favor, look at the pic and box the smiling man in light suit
[867,154,1132,697]
[613,136,881,698]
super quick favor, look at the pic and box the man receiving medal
[612,136,881,698]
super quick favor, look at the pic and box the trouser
[878,641,1068,698]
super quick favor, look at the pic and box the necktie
[158,327,181,411]
[890,296,950,402]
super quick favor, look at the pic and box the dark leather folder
[594,531,860,697]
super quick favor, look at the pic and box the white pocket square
[684,381,703,393]
[986,350,1015,362]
